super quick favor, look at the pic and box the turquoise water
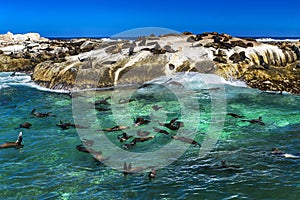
[0,72,299,200]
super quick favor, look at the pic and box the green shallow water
[0,72,299,200]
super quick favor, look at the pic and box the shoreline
[1,71,296,97]
[1,31,300,94]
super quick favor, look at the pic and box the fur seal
[227,113,245,118]
[241,116,265,125]
[123,162,154,175]
[123,136,155,149]
[134,117,151,127]
[153,127,170,135]
[31,109,52,118]
[76,144,106,161]
[159,118,184,130]
[148,169,156,179]
[76,144,90,153]
[57,121,73,130]
[82,138,94,146]
[117,132,133,142]
[128,46,135,56]
[57,121,87,130]
[123,162,143,174]
[132,136,155,143]
[152,105,162,111]
[219,160,241,169]
[19,122,32,129]
[271,148,300,159]
[95,107,111,112]
[94,96,111,105]
[171,135,201,147]
[102,125,129,132]
[0,132,23,149]
[205,160,242,171]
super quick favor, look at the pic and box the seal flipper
[128,163,132,171]
[170,118,179,124]
[15,132,23,148]
[123,162,128,175]
[16,132,23,145]
[148,168,156,179]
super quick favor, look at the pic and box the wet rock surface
[1,31,300,94]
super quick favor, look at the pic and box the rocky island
[1,31,299,94]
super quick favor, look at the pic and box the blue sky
[1,0,300,37]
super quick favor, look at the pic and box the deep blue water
[0,72,299,200]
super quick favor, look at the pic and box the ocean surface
[0,72,299,200]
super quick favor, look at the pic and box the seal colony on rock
[1,31,300,94]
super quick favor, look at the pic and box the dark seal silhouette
[102,125,129,132]
[31,109,52,118]
[159,118,184,130]
[171,135,201,147]
[19,122,32,129]
[241,116,265,125]
[271,148,300,159]
[227,113,245,118]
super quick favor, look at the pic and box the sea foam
[0,72,69,93]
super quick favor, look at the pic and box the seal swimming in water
[123,136,155,149]
[148,168,156,179]
[117,132,133,142]
[123,162,143,175]
[81,138,94,146]
[76,144,107,162]
[76,144,90,153]
[31,108,52,118]
[171,135,201,147]
[227,113,245,118]
[56,121,87,130]
[218,160,241,169]
[132,136,155,143]
[94,96,111,105]
[153,127,170,135]
[271,148,300,159]
[152,105,162,111]
[0,132,23,149]
[241,116,265,126]
[134,117,151,127]
[102,125,129,132]
[19,122,32,129]
[123,162,155,175]
[159,118,184,130]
